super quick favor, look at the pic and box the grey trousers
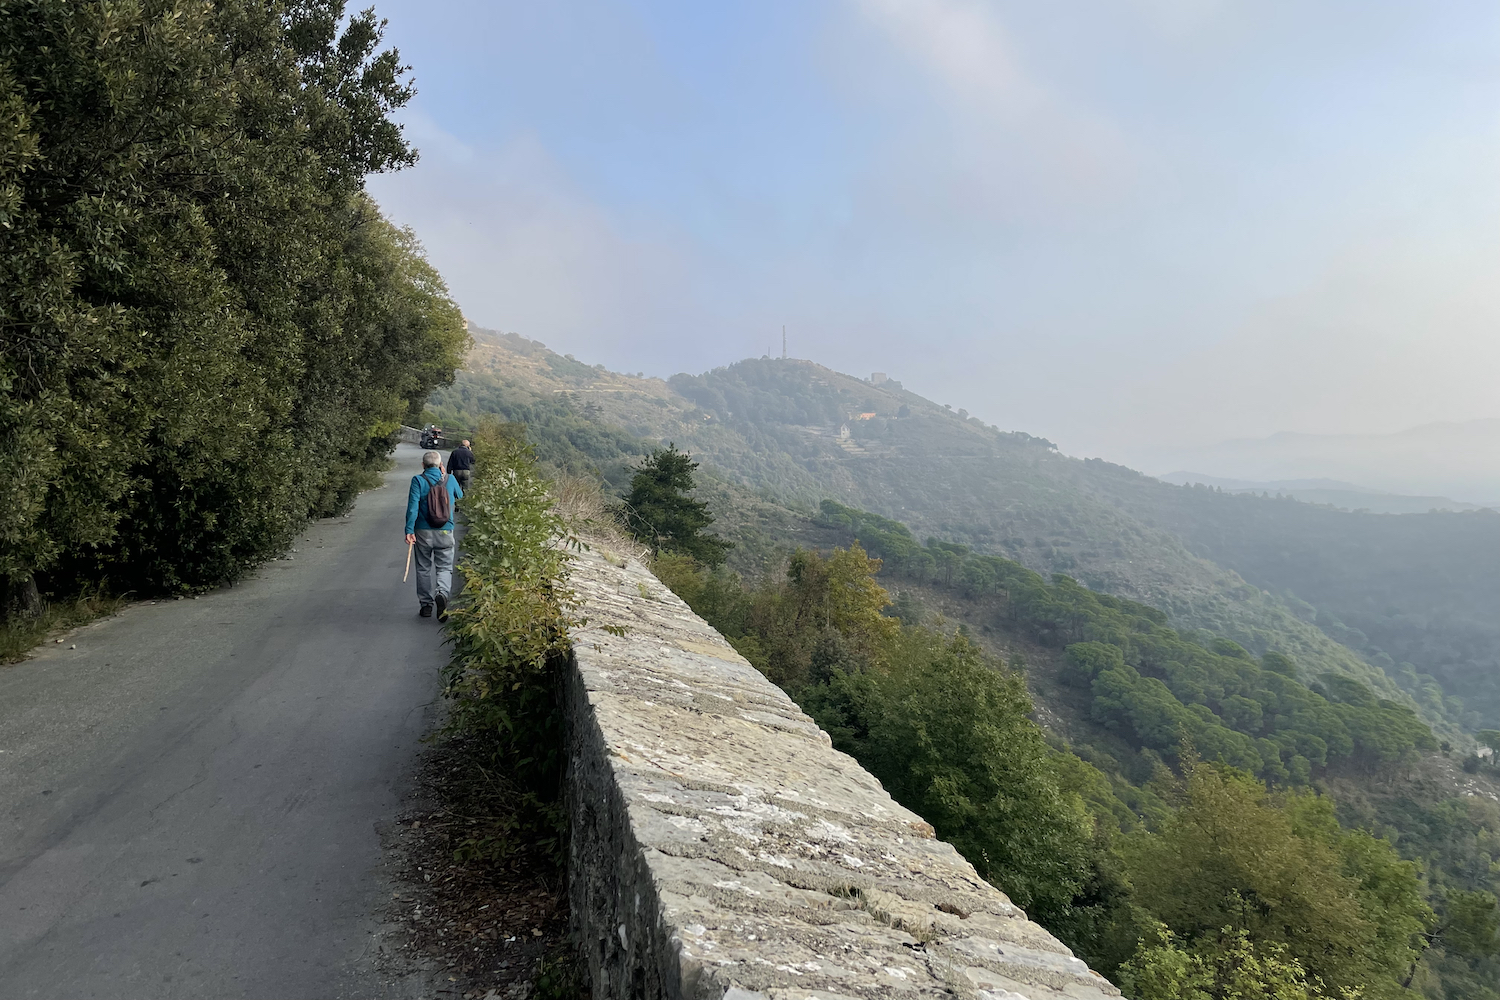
[413,529,456,608]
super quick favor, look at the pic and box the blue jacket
[406,466,463,533]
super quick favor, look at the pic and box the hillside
[430,329,1500,739]
[430,330,1500,996]
[1061,463,1500,731]
[778,509,1500,998]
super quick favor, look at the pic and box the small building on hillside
[871,372,888,384]
[837,423,851,441]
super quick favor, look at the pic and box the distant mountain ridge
[1157,472,1487,514]
[430,328,1500,734]
[1161,473,1393,493]
[1163,419,1500,504]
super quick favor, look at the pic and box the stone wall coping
[565,543,1120,1000]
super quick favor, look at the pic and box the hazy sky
[366,0,1500,471]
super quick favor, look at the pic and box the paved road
[0,446,449,999]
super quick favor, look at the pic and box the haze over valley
[1157,420,1500,508]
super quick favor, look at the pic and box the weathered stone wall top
[564,544,1119,1000]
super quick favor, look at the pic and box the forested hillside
[431,330,1499,737]
[1078,472,1500,730]
[654,529,1500,999]
[0,1,466,627]
[435,340,1500,995]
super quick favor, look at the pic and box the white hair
[422,450,441,468]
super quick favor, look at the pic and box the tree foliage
[811,628,1096,921]
[623,444,731,565]
[654,536,1463,1000]
[1120,764,1430,999]
[655,546,1098,930]
[1121,924,1340,1000]
[817,500,1436,782]
[0,0,465,602]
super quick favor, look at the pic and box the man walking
[405,450,463,620]
[448,438,476,492]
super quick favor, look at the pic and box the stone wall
[564,544,1119,1000]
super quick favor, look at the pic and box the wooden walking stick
[403,539,413,582]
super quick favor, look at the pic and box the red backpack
[420,471,451,526]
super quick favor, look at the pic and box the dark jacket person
[448,440,476,491]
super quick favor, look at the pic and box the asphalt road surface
[0,446,450,999]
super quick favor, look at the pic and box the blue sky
[367,0,1500,472]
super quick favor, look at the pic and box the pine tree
[622,445,731,565]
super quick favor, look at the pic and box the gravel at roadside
[378,732,584,1000]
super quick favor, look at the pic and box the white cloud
[367,113,704,368]
[854,0,1045,119]
[847,0,1137,213]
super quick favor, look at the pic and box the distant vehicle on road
[419,425,445,449]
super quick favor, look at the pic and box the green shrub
[0,586,124,663]
[1119,764,1431,999]
[1121,924,1336,1000]
[806,629,1095,925]
[440,424,583,857]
